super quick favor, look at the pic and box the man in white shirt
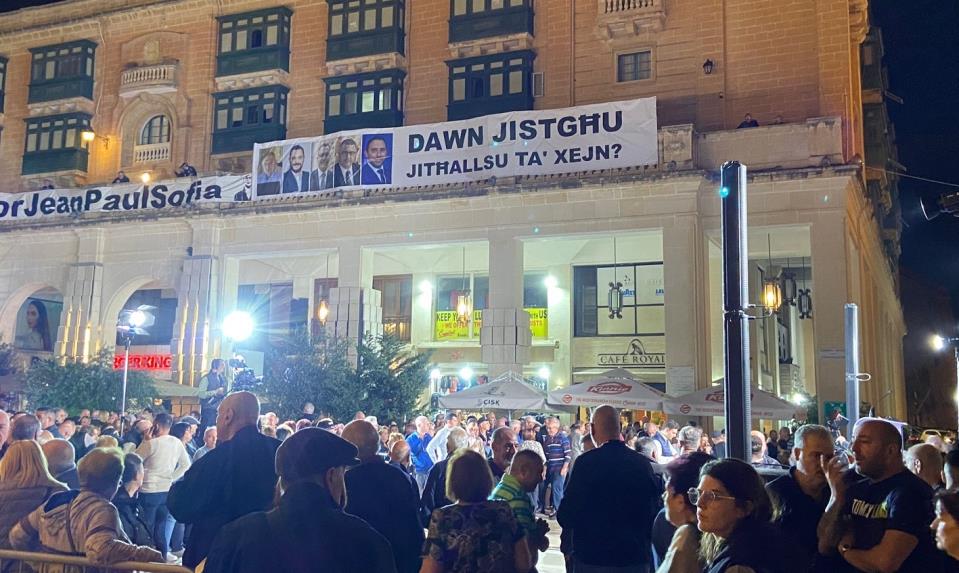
[135,413,191,562]
[426,413,460,463]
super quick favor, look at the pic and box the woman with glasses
[693,458,791,573]
[656,452,713,573]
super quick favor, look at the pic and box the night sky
[2,0,956,302]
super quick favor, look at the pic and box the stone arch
[100,277,175,340]
[0,283,65,352]
[117,94,180,177]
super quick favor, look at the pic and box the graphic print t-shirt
[842,470,941,573]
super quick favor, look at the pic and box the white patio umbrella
[438,371,548,411]
[662,383,799,419]
[546,369,666,410]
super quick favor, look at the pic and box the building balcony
[693,117,845,171]
[324,109,404,136]
[449,5,534,43]
[22,148,88,176]
[597,0,667,39]
[212,123,286,155]
[120,63,178,98]
[216,47,290,78]
[448,93,533,121]
[327,28,405,62]
[28,77,94,104]
[133,142,171,164]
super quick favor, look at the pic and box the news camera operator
[197,359,228,436]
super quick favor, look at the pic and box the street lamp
[931,334,959,431]
[116,305,156,434]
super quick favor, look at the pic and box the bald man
[342,420,424,573]
[905,443,944,491]
[491,450,549,568]
[168,392,280,569]
[43,438,79,489]
[558,405,660,571]
[819,418,939,573]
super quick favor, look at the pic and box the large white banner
[251,97,657,199]
[0,176,248,222]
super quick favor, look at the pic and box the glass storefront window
[574,262,665,337]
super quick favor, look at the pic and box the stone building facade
[0,0,905,422]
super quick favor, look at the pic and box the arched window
[139,115,171,145]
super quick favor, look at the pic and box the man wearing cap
[342,420,424,573]
[204,427,397,573]
[168,392,280,569]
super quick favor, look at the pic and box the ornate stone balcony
[119,63,178,98]
[597,0,667,39]
[695,117,845,171]
[133,141,171,164]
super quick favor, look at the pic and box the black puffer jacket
[112,487,155,548]
[705,518,803,573]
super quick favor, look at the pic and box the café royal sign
[597,338,666,369]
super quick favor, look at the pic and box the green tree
[24,350,157,414]
[256,331,431,424]
[258,330,353,421]
[356,334,432,424]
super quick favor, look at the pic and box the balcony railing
[134,141,171,164]
[603,0,661,12]
[597,0,666,37]
[121,64,176,86]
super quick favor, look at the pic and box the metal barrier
[0,549,193,573]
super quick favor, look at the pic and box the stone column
[57,229,105,362]
[811,211,848,419]
[170,221,221,387]
[481,233,531,378]
[325,243,382,353]
[663,218,704,396]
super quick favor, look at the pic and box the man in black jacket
[342,420,424,573]
[168,392,279,569]
[421,426,470,514]
[203,427,396,573]
[558,404,660,572]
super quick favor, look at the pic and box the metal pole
[954,346,958,433]
[119,336,131,436]
[721,161,751,461]
[844,304,860,430]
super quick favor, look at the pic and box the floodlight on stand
[223,310,254,342]
[115,304,155,436]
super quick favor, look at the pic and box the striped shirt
[490,474,534,535]
[541,431,571,473]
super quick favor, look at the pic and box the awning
[546,368,666,410]
[438,371,548,411]
[662,383,799,419]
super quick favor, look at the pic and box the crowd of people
[3,395,959,572]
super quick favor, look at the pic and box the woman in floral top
[421,449,531,573]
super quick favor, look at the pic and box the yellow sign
[434,308,548,340]
[527,307,548,338]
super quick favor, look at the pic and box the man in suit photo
[282,144,310,193]
[333,138,361,187]
[310,139,335,191]
[361,134,392,185]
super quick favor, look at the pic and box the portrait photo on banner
[330,134,362,188]
[281,141,313,194]
[15,297,63,352]
[256,145,284,196]
[361,133,393,185]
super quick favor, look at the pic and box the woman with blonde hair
[0,440,68,564]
